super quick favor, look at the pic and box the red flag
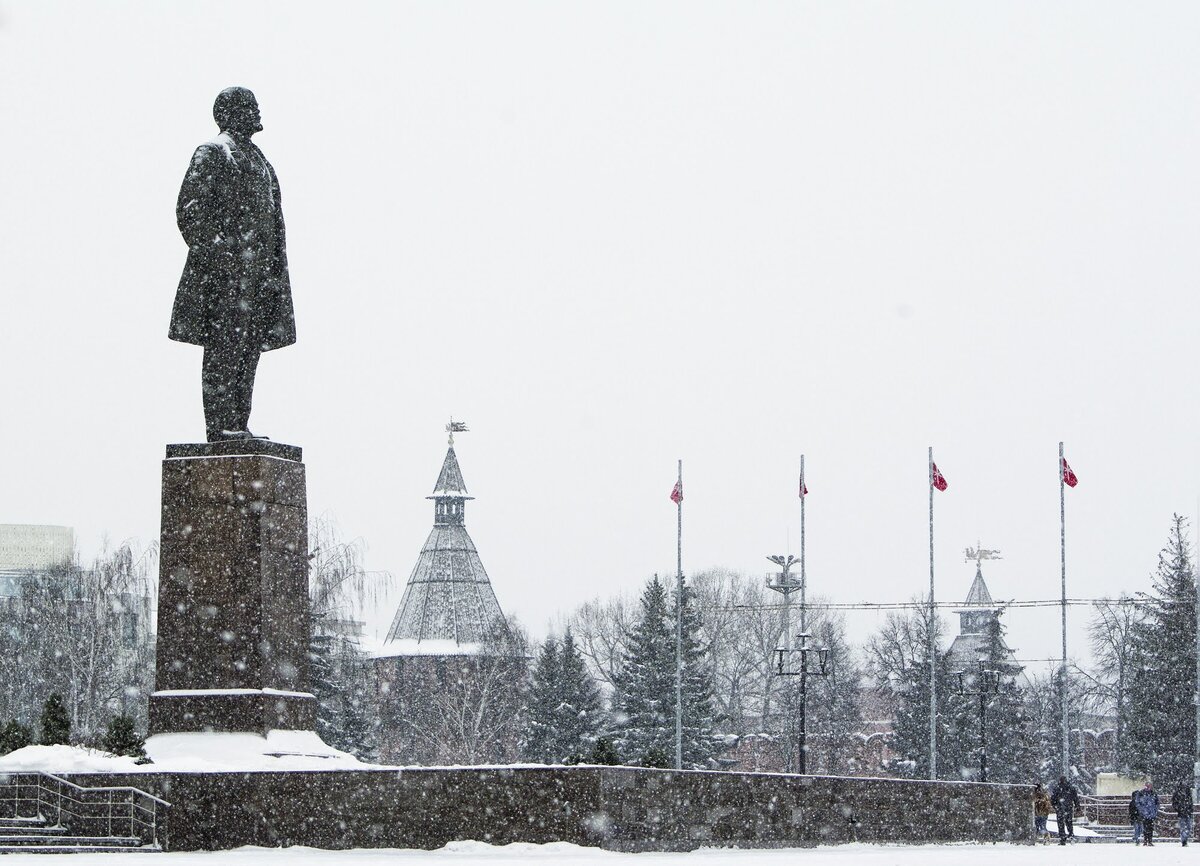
[930,462,948,491]
[799,475,808,498]
[1061,457,1078,488]
[670,480,683,504]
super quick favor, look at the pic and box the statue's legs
[202,326,261,441]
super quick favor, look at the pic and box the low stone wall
[64,767,1033,852]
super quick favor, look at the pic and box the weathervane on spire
[964,543,1002,565]
[446,418,469,445]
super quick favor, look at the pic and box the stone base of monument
[51,768,1035,851]
[149,439,318,738]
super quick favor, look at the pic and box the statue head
[213,87,263,136]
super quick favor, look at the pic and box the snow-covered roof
[963,565,995,607]
[427,446,472,499]
[373,638,484,658]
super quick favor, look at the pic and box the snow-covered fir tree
[40,693,70,745]
[307,517,386,761]
[522,635,563,762]
[522,629,606,763]
[557,629,606,760]
[309,624,377,761]
[954,615,1037,783]
[1121,514,1197,784]
[611,576,719,768]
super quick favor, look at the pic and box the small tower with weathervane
[945,546,1022,678]
[373,420,525,764]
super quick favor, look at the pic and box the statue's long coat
[169,132,295,350]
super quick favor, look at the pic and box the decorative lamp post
[767,554,801,771]
[955,661,1001,782]
[773,630,831,775]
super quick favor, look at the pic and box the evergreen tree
[673,583,720,768]
[521,636,562,762]
[557,629,605,756]
[39,693,70,746]
[587,737,621,765]
[611,576,719,769]
[309,630,341,747]
[1122,515,1197,784]
[0,720,32,755]
[528,629,606,763]
[957,615,1037,783]
[612,577,675,764]
[101,714,146,759]
[890,650,967,779]
[308,625,378,761]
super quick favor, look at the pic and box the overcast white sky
[2,2,1199,673]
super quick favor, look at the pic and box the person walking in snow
[1129,790,1144,845]
[1134,782,1159,846]
[1033,783,1052,843]
[1050,775,1079,844]
[1172,783,1193,847]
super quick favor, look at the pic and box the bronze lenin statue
[169,87,295,442]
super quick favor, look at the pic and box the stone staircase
[0,814,151,854]
[0,772,169,853]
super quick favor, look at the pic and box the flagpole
[1059,441,1069,778]
[1194,494,1200,804]
[929,446,937,780]
[800,454,807,636]
[675,458,683,772]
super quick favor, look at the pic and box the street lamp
[955,662,1001,782]
[766,554,802,771]
[774,630,831,775]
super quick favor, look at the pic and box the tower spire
[383,424,509,650]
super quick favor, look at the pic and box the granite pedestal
[149,439,316,735]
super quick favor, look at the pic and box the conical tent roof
[380,444,510,656]
[963,565,995,606]
[430,446,471,498]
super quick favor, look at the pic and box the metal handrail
[0,771,170,850]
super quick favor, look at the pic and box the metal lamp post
[774,631,831,775]
[767,554,802,771]
[955,662,1001,782]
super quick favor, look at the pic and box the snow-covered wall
[54,766,1032,852]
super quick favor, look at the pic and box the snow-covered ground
[0,842,1193,865]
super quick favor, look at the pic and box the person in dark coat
[1134,782,1159,846]
[170,86,295,442]
[1172,783,1193,847]
[1049,775,1079,844]
[1130,790,1144,844]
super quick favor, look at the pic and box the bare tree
[0,540,156,743]
[1078,595,1144,752]
[566,593,634,690]
[378,616,529,765]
